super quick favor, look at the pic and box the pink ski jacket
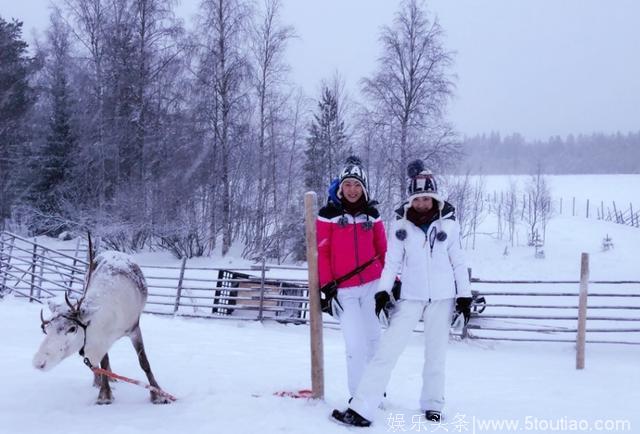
[316,202,387,289]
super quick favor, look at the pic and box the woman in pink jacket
[317,156,387,398]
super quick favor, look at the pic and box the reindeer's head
[33,234,96,371]
[33,293,96,371]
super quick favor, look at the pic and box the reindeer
[33,240,170,405]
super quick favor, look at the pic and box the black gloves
[375,280,402,324]
[455,297,473,325]
[374,291,392,318]
[320,280,338,299]
[319,281,340,316]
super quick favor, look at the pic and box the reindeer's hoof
[151,394,172,405]
[93,375,116,387]
[96,397,113,405]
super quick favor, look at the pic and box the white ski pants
[336,280,382,396]
[350,298,455,420]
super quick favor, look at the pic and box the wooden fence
[0,231,312,324]
[2,231,638,344]
[485,191,639,228]
[466,276,640,345]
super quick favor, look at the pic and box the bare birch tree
[247,0,294,257]
[195,0,251,255]
[362,0,456,200]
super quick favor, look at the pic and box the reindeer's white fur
[33,251,147,371]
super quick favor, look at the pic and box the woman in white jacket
[331,160,473,427]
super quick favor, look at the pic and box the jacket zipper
[423,225,432,302]
[353,218,363,284]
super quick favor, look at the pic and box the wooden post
[257,256,267,321]
[0,234,6,294]
[576,253,589,370]
[586,199,589,219]
[559,197,563,215]
[173,257,187,314]
[0,234,11,296]
[572,197,576,217]
[29,241,38,302]
[36,247,45,299]
[304,192,324,399]
[67,237,81,291]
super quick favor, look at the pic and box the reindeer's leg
[93,353,116,386]
[96,353,114,405]
[130,325,170,404]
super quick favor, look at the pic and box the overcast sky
[2,0,639,140]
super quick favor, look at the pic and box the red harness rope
[273,389,314,399]
[87,361,177,402]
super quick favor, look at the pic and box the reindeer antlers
[61,232,95,315]
[64,291,80,311]
[40,232,95,335]
[40,309,51,333]
[75,232,95,311]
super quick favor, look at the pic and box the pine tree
[27,14,77,235]
[0,17,35,230]
[304,86,348,204]
[362,0,456,198]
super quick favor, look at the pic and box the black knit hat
[406,159,442,205]
[338,156,369,201]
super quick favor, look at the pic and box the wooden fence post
[586,199,589,219]
[0,234,10,296]
[67,237,81,292]
[576,253,589,370]
[173,257,187,314]
[257,256,267,321]
[29,241,38,302]
[36,247,45,299]
[572,197,576,217]
[304,192,324,399]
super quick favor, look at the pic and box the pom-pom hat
[406,159,443,207]
[338,156,369,201]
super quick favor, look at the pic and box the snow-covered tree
[27,12,77,235]
[0,17,36,230]
[362,0,457,199]
[304,85,349,204]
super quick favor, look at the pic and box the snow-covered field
[1,298,638,434]
[1,174,639,433]
[476,174,640,207]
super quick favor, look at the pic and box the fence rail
[0,231,314,325]
[466,274,640,345]
[2,231,639,344]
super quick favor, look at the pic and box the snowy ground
[1,297,638,434]
[475,174,640,208]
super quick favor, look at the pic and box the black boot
[331,408,372,427]
[425,410,441,422]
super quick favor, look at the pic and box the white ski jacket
[378,202,471,301]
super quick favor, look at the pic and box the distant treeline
[459,131,640,174]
